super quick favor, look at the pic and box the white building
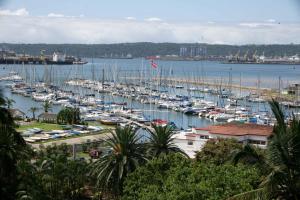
[52,52,66,62]
[173,123,273,158]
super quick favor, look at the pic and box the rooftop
[195,123,273,137]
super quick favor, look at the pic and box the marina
[1,1,300,199]
[1,58,300,144]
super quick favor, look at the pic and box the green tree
[232,143,266,167]
[0,90,30,200]
[90,126,147,197]
[5,97,15,109]
[57,107,81,125]
[18,144,91,200]
[42,100,52,113]
[147,124,187,157]
[122,154,260,200]
[230,100,300,200]
[196,138,243,165]
[28,106,39,120]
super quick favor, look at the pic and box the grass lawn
[17,121,115,132]
[17,121,114,145]
[35,130,110,144]
[17,122,63,132]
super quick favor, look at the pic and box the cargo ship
[224,51,300,65]
[0,50,87,65]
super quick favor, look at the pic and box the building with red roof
[173,123,273,158]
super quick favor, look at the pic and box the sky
[0,0,300,44]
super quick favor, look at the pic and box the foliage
[0,90,30,200]
[122,153,260,200]
[28,107,39,120]
[90,126,147,197]
[5,97,15,109]
[147,124,187,157]
[57,107,81,125]
[42,100,52,113]
[18,144,91,200]
[232,144,267,174]
[2,43,300,57]
[196,138,243,165]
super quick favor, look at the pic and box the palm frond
[227,188,267,200]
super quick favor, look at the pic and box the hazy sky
[0,0,299,44]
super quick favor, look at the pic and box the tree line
[1,43,300,58]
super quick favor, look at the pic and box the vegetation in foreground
[1,86,300,200]
[122,154,260,200]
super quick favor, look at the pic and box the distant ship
[0,50,88,65]
[224,51,300,65]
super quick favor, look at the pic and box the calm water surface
[1,58,298,128]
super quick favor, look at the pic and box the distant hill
[1,43,300,58]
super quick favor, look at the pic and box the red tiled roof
[195,127,210,131]
[195,123,273,137]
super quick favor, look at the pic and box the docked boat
[99,117,125,125]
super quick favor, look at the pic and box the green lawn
[17,122,63,132]
[17,121,115,132]
[17,121,114,144]
[34,131,110,144]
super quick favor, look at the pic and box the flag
[151,59,158,68]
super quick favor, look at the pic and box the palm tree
[5,97,15,109]
[0,89,5,106]
[42,100,52,113]
[229,99,300,200]
[57,107,81,124]
[147,124,187,157]
[90,126,147,196]
[28,107,39,120]
[0,91,15,128]
[232,143,266,166]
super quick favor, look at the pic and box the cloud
[145,17,162,22]
[125,17,136,20]
[266,19,276,23]
[48,13,64,17]
[239,22,277,28]
[0,8,29,16]
[0,14,299,44]
[47,13,64,18]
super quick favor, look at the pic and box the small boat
[152,119,168,126]
[73,61,88,65]
[100,117,125,125]
[175,85,184,89]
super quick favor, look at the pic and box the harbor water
[1,58,300,129]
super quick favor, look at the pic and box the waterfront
[1,58,300,129]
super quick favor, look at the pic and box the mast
[102,68,105,104]
[239,72,242,98]
[278,76,281,100]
